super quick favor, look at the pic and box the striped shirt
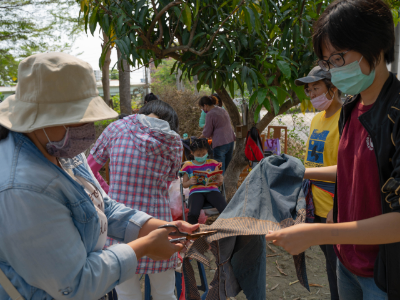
[180,160,222,195]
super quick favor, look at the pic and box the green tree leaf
[182,3,192,31]
[257,88,268,104]
[194,0,200,17]
[249,91,258,106]
[139,6,149,25]
[89,6,98,35]
[277,60,291,78]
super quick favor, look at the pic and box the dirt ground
[191,243,331,300]
[137,243,330,300]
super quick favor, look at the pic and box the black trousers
[314,215,339,300]
[187,191,227,224]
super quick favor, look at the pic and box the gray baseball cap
[294,66,331,86]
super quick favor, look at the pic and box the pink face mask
[43,123,96,158]
[310,90,335,111]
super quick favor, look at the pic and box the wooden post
[267,126,288,154]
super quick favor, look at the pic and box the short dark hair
[144,93,159,104]
[189,138,210,152]
[313,0,395,68]
[198,95,217,107]
[138,100,179,133]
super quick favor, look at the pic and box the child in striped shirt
[180,139,227,224]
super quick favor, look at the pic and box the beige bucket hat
[0,52,118,132]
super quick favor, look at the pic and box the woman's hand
[265,224,317,255]
[129,226,185,260]
[171,220,199,235]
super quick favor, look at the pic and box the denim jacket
[0,132,152,300]
[183,154,308,300]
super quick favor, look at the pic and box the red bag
[244,127,264,162]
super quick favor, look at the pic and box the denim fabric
[231,235,266,299]
[337,260,388,300]
[183,154,309,300]
[0,132,152,300]
[314,216,339,300]
[213,141,234,173]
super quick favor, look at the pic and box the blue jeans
[213,142,234,173]
[337,259,387,300]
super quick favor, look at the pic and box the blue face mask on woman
[330,56,375,95]
[194,153,208,163]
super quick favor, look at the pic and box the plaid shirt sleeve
[167,140,183,181]
[90,124,114,166]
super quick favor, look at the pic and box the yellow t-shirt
[304,109,340,218]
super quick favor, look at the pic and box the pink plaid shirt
[90,114,183,274]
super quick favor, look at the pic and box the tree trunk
[216,86,241,127]
[216,87,301,202]
[101,31,112,107]
[117,49,131,115]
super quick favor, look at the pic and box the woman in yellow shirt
[295,66,342,300]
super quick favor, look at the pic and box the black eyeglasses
[318,51,349,71]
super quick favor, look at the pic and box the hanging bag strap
[0,268,25,300]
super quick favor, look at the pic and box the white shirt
[62,167,108,251]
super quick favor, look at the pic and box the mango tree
[79,0,400,199]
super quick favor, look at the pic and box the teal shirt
[199,110,206,128]
[199,107,224,128]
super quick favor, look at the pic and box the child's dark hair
[139,100,179,133]
[144,93,159,104]
[198,95,218,107]
[189,138,210,152]
[313,0,395,68]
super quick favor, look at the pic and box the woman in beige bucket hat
[0,52,197,300]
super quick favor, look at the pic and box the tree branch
[187,16,199,47]
[256,91,300,132]
[162,0,244,57]
[197,0,245,55]
[216,86,241,127]
[168,8,183,48]
[147,0,183,41]
[316,2,323,15]
[151,0,164,45]
[299,0,306,26]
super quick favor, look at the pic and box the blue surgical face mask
[194,153,208,163]
[330,56,375,95]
